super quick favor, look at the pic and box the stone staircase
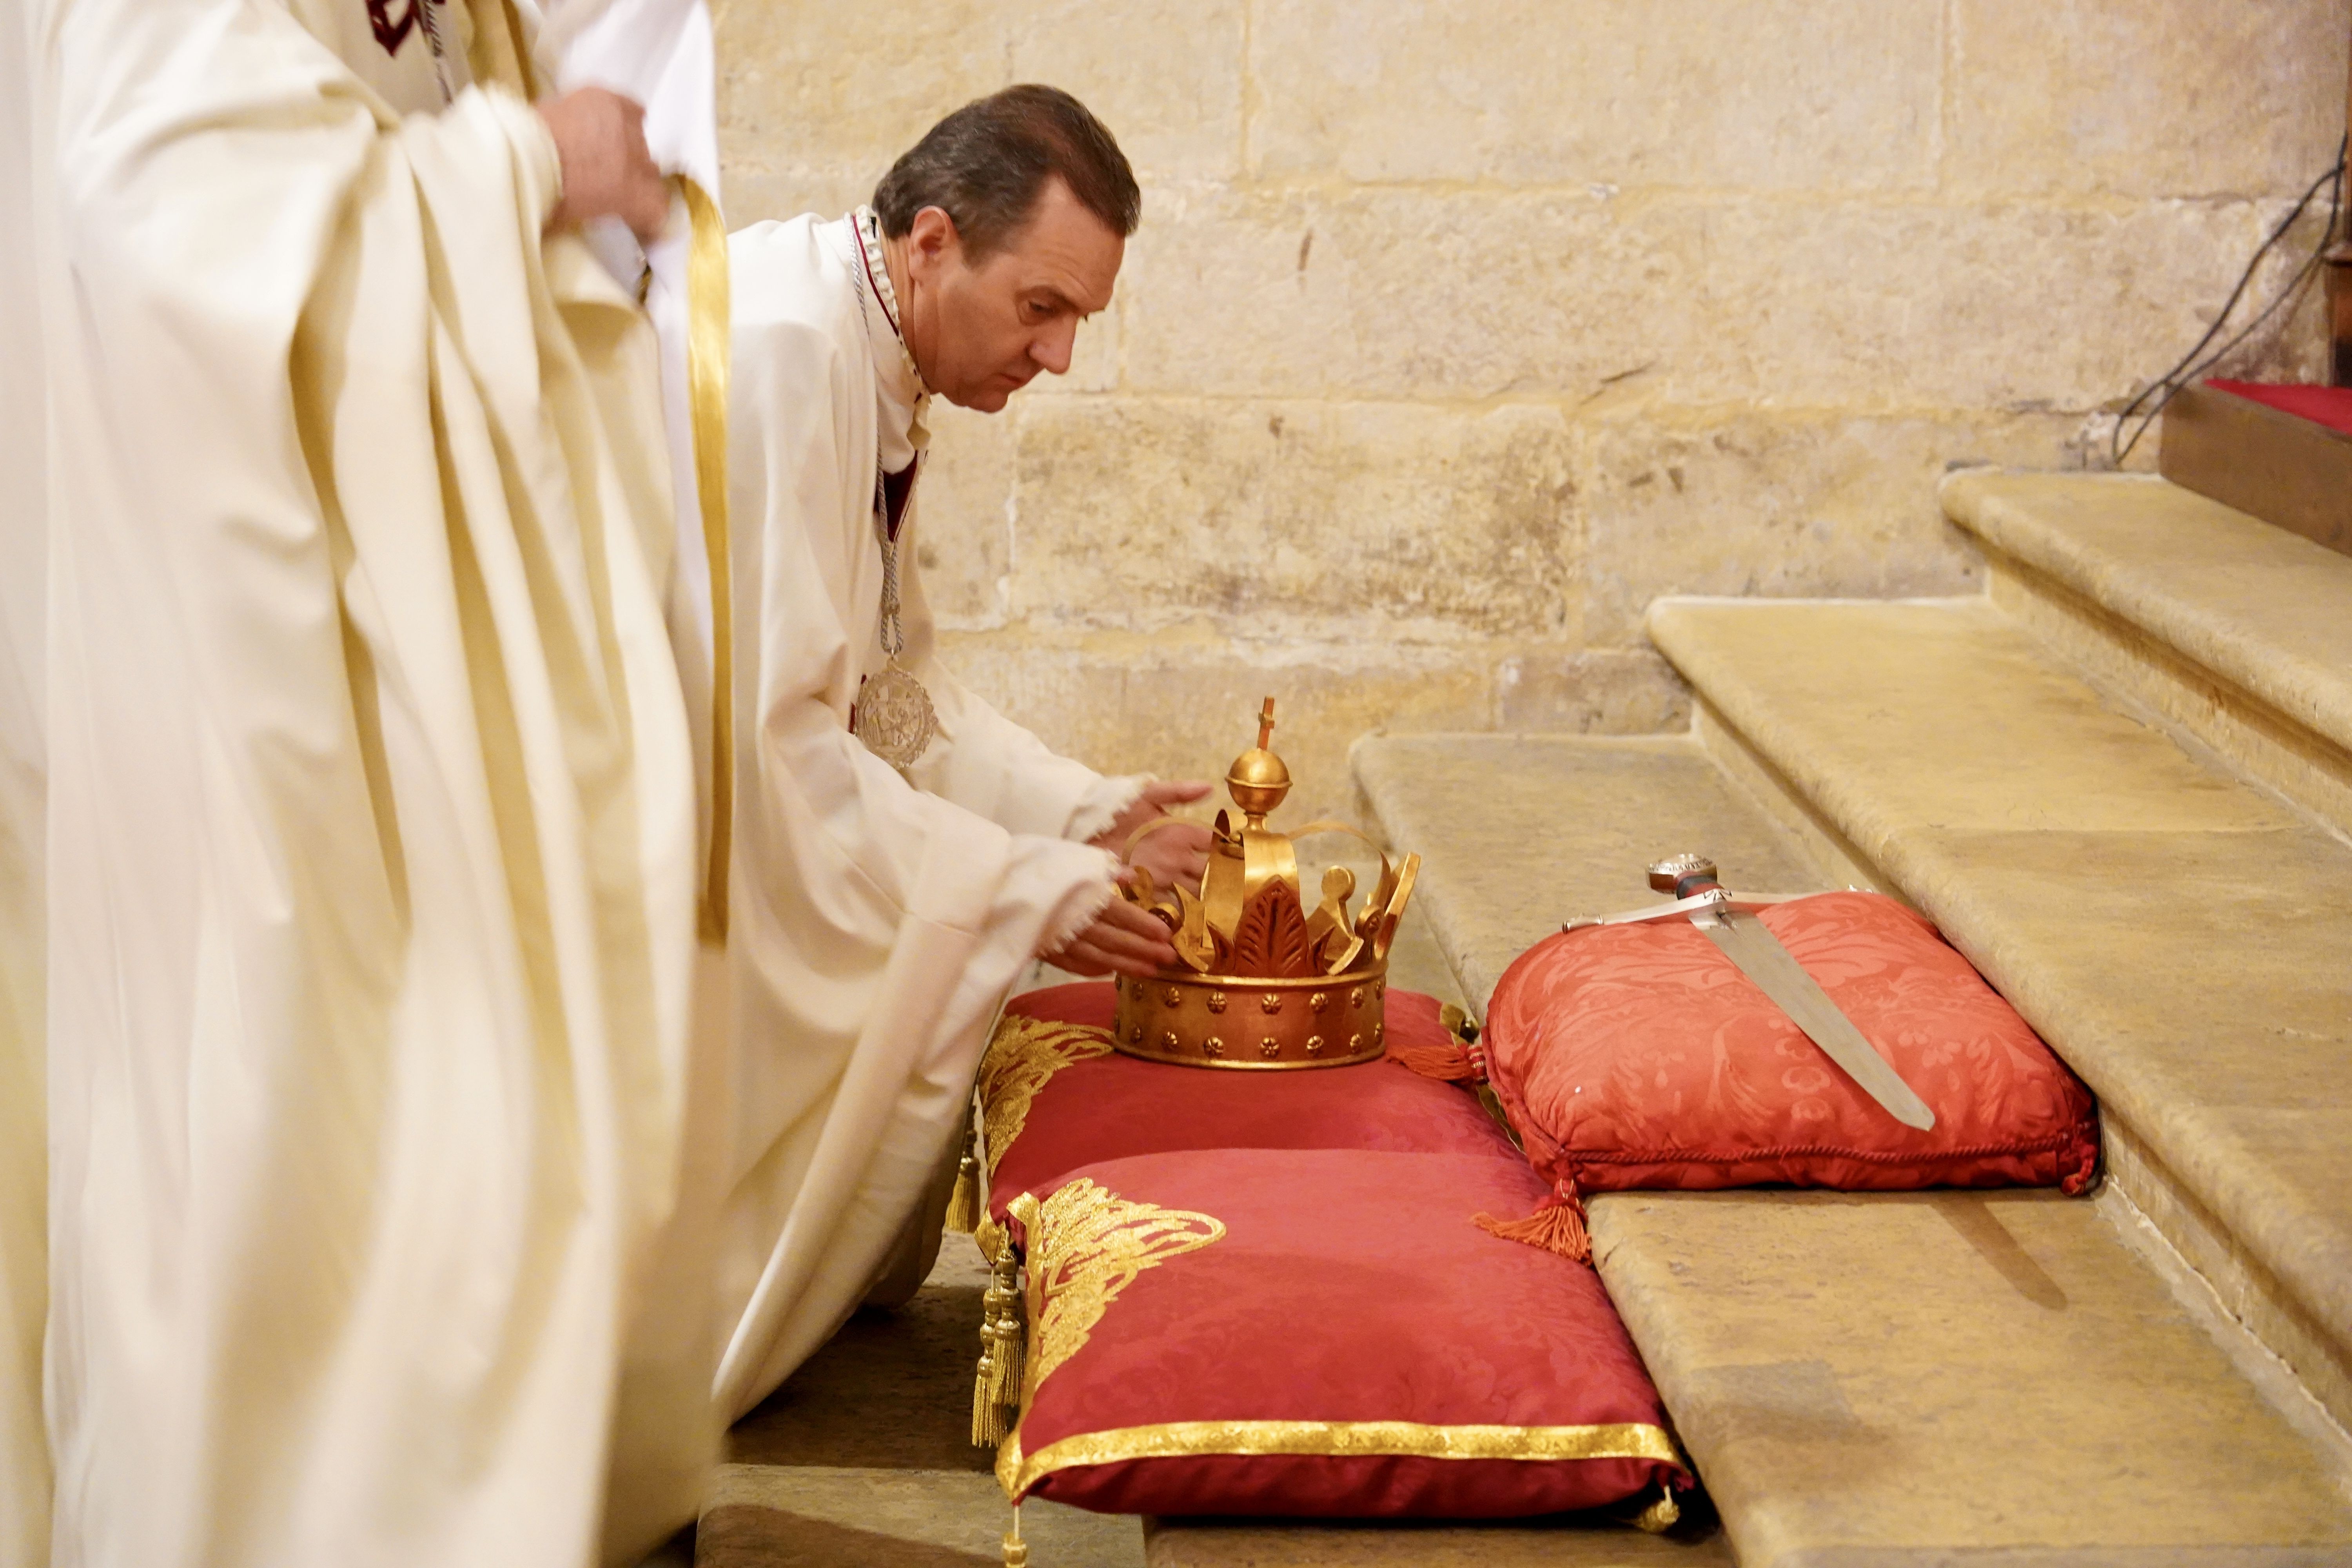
[1344,474,2352,1565]
[704,473,2352,1567]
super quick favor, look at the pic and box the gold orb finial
[1225,696,1291,818]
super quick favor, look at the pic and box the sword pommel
[1647,853,1720,898]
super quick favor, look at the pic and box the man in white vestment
[25,2,724,1563]
[711,87,1208,1418]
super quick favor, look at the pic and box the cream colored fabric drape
[1,2,52,1564]
[552,0,725,905]
[709,215,1134,1418]
[32,3,696,1564]
[539,5,733,1557]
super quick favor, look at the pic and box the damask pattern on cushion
[1484,891,2099,1199]
[998,1149,1687,1520]
[982,984,1522,1225]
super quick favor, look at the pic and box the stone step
[1353,732,2352,1567]
[712,1233,1146,1566]
[1147,1515,1733,1566]
[1646,595,2352,1443]
[1350,735,1825,1012]
[1943,471,2352,838]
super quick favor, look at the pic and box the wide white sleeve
[893,522,1149,845]
[729,288,1116,956]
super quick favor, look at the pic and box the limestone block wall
[715,1,2349,815]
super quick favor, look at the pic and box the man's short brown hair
[873,85,1140,259]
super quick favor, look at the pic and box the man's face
[900,177,1123,412]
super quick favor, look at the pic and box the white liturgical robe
[2,6,51,1565]
[25,2,711,1564]
[710,212,1139,1417]
[537,5,735,1553]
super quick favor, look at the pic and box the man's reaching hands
[1092,779,1212,895]
[1044,889,1179,979]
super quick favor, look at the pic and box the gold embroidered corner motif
[977,1015,1114,1177]
[1012,1178,1224,1401]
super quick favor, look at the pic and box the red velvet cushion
[2208,378,2352,438]
[998,1148,1686,1519]
[984,984,1521,1221]
[1485,891,2098,1202]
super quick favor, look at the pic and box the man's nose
[1030,319,1077,376]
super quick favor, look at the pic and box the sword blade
[1696,909,1937,1131]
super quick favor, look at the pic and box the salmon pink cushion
[997,1148,1687,1519]
[982,984,1520,1223]
[1484,891,2098,1203]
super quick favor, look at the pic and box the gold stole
[675,176,735,944]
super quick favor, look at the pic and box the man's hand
[1091,779,1213,892]
[1127,818,1211,896]
[1045,889,1179,978]
[538,88,668,242]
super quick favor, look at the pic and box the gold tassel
[971,1226,1025,1447]
[998,1285,1026,1406]
[970,1342,1003,1448]
[947,1094,984,1234]
[1634,1482,1681,1533]
[947,1145,983,1235]
[989,1228,1026,1418]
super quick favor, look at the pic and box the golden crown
[1110,699,1420,1070]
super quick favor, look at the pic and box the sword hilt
[1647,853,1721,900]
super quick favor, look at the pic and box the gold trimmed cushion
[995,1149,1688,1520]
[982,984,1521,1224]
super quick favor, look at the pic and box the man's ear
[907,206,962,278]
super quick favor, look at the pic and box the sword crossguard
[1561,858,1809,934]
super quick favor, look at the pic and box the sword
[1561,854,1936,1132]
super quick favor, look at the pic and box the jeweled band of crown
[1111,698,1419,1070]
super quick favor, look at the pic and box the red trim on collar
[855,220,905,343]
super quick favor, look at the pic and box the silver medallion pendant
[854,659,938,770]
